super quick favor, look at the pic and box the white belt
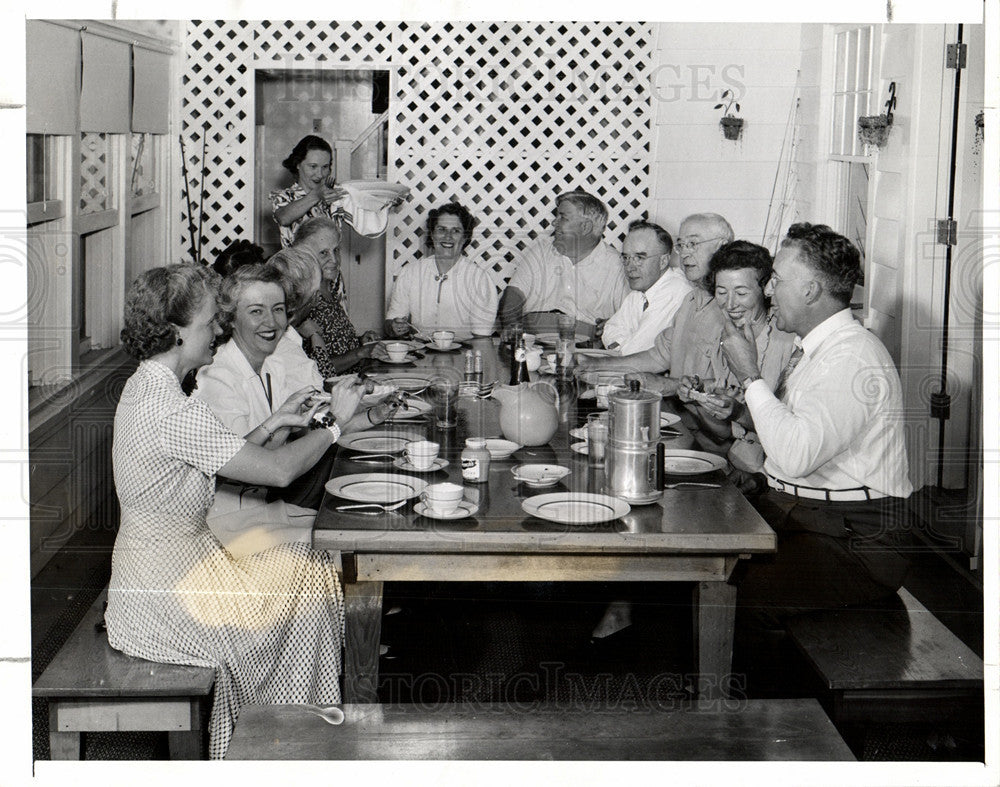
[766,474,885,502]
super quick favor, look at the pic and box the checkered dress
[105,360,344,759]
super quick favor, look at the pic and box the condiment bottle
[473,350,484,385]
[509,337,530,385]
[461,437,491,483]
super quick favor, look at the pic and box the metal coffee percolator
[605,379,665,504]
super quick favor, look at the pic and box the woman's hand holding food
[327,376,365,423]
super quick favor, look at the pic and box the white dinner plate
[483,439,521,459]
[340,180,410,200]
[370,375,432,393]
[660,449,728,475]
[338,430,423,453]
[660,412,682,427]
[325,473,427,503]
[570,441,589,456]
[414,500,479,520]
[522,493,630,525]
[392,456,449,473]
[385,397,433,420]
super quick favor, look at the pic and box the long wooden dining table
[313,343,777,702]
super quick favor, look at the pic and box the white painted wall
[649,23,803,244]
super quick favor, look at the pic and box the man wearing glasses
[577,212,733,397]
[599,220,692,355]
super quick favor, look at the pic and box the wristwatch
[741,374,762,389]
[326,419,341,444]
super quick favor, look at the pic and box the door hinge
[936,219,958,245]
[946,43,967,69]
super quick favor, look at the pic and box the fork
[662,482,721,489]
[335,501,408,513]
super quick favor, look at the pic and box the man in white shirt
[720,222,912,629]
[600,220,691,355]
[499,189,629,336]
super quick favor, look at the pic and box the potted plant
[858,82,896,148]
[715,90,744,140]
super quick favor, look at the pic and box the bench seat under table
[224,699,855,761]
[32,590,216,760]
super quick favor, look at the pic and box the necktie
[774,344,804,401]
[641,295,649,312]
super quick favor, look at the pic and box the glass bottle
[509,337,530,385]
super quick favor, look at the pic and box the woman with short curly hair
[107,263,366,759]
[384,201,498,339]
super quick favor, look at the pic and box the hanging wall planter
[720,116,744,140]
[857,114,893,147]
[858,81,897,149]
[715,89,744,141]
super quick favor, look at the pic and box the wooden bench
[786,588,984,750]
[224,699,855,760]
[32,590,215,760]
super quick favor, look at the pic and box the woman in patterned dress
[106,263,364,759]
[291,217,380,377]
[269,135,349,249]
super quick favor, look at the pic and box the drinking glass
[557,313,576,343]
[587,412,609,466]
[428,379,459,427]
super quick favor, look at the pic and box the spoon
[300,705,345,725]
[336,501,408,513]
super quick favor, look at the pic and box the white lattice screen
[180,21,652,284]
[80,132,113,214]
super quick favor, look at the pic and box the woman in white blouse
[384,202,499,339]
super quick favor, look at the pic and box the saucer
[570,441,589,456]
[383,354,419,364]
[424,343,463,353]
[392,456,449,473]
[511,464,571,488]
[414,500,478,520]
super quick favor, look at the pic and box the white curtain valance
[80,31,131,133]
[26,20,80,135]
[131,46,170,133]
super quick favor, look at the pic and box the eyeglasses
[620,252,659,266]
[675,237,724,252]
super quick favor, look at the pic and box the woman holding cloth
[106,263,363,759]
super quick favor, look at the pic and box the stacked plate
[521,493,630,525]
[325,473,427,503]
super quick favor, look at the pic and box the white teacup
[385,341,409,362]
[431,330,455,349]
[404,440,439,470]
[422,482,465,515]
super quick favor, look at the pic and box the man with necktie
[599,220,692,355]
[720,222,913,633]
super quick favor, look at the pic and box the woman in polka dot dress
[105,264,364,759]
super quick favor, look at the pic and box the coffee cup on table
[431,330,455,350]
[404,440,439,470]
[385,342,410,362]
[422,482,465,515]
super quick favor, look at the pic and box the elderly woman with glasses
[290,217,381,377]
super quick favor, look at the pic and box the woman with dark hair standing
[106,263,363,759]
[384,201,498,339]
[269,135,348,248]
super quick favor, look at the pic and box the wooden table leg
[49,730,81,760]
[692,580,737,700]
[342,579,384,703]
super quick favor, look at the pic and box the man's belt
[766,474,884,502]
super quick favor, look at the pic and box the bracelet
[261,422,277,443]
[326,421,341,444]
